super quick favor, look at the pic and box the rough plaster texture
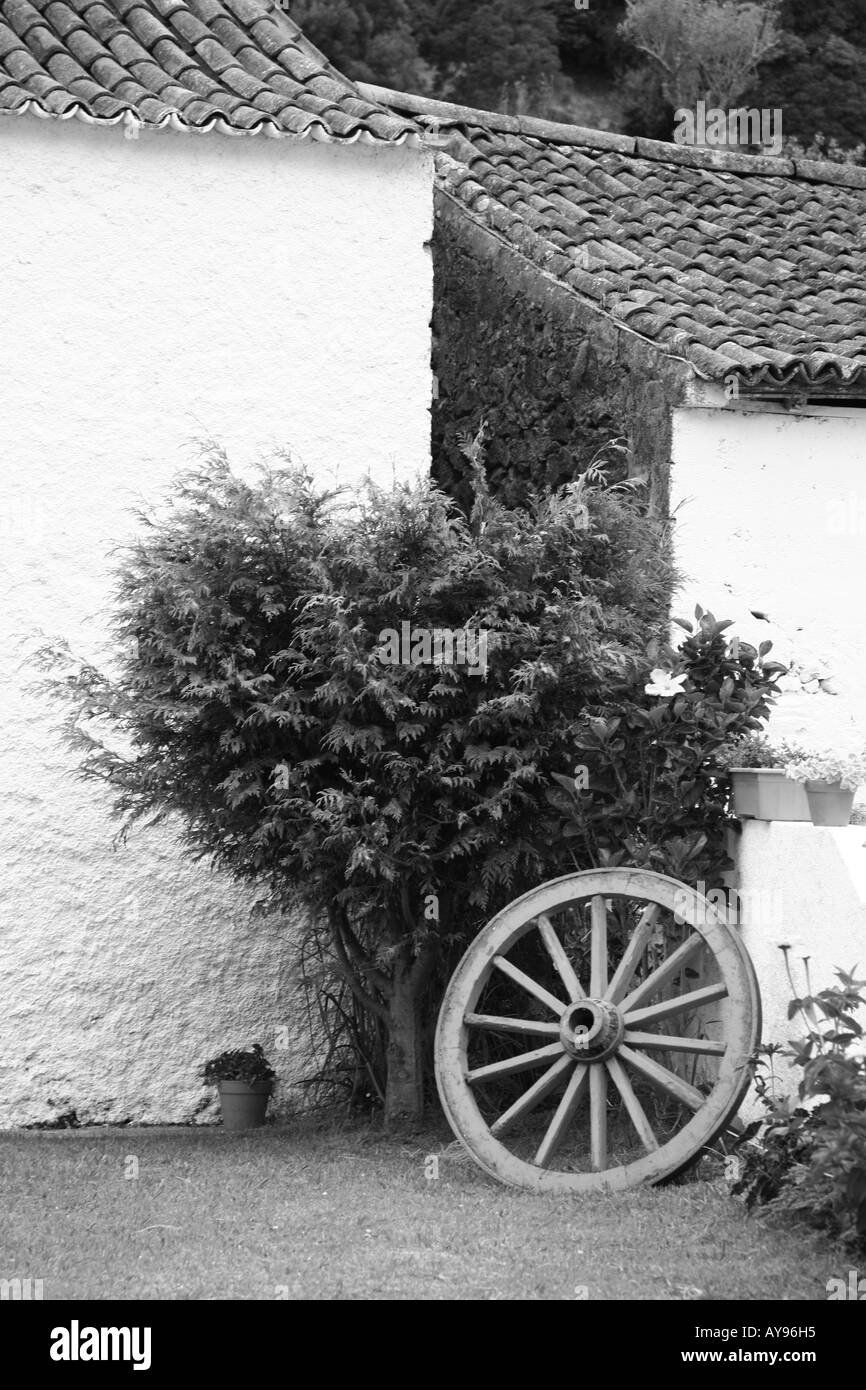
[0,116,433,1126]
[671,404,866,753]
[733,821,866,1118]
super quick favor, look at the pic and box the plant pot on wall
[729,769,811,822]
[804,780,856,827]
[217,1081,272,1131]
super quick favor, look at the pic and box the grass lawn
[1,1119,842,1301]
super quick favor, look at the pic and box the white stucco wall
[732,821,866,1118]
[671,402,866,753]
[0,115,434,1126]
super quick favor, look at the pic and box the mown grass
[0,1119,842,1300]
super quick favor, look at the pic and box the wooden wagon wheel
[435,868,760,1192]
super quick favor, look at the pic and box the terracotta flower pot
[804,780,856,827]
[729,768,811,821]
[217,1081,272,1131]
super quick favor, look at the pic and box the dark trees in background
[292,0,434,92]
[293,0,866,150]
[296,0,563,108]
[743,0,866,148]
[414,0,562,108]
[554,0,629,79]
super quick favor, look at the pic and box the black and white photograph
[0,0,864,1347]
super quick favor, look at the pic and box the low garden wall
[731,820,866,1117]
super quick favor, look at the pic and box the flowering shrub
[783,747,866,790]
[644,668,687,698]
[544,606,787,887]
[34,445,673,1124]
[733,954,866,1253]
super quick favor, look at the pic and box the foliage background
[293,0,866,152]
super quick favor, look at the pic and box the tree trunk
[384,957,425,1127]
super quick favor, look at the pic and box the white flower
[644,668,687,698]
[784,744,866,789]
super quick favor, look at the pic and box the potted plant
[202,1043,276,1131]
[717,734,810,821]
[783,748,866,827]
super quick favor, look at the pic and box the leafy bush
[733,954,866,1253]
[36,444,672,1124]
[715,733,807,770]
[203,1044,276,1087]
[544,607,787,887]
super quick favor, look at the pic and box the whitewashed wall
[733,821,866,1118]
[0,115,434,1126]
[671,402,866,754]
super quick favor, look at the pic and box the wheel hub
[559,998,624,1061]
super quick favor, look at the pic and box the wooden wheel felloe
[435,868,761,1193]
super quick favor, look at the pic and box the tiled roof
[0,0,422,145]
[363,85,866,392]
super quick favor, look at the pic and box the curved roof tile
[363,84,866,391]
[0,0,422,144]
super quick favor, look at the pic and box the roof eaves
[735,360,866,391]
[0,89,425,144]
[0,3,428,147]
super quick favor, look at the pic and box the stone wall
[432,195,688,513]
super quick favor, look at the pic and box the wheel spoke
[605,1055,659,1153]
[619,1043,706,1111]
[537,914,585,1002]
[625,981,727,1027]
[534,1063,589,1167]
[617,933,704,1016]
[467,1041,564,1083]
[492,955,567,1017]
[590,1064,607,1170]
[604,902,660,1003]
[464,1013,561,1037]
[623,1030,725,1056]
[491,1054,575,1136]
[435,866,761,1193]
[590,895,608,997]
